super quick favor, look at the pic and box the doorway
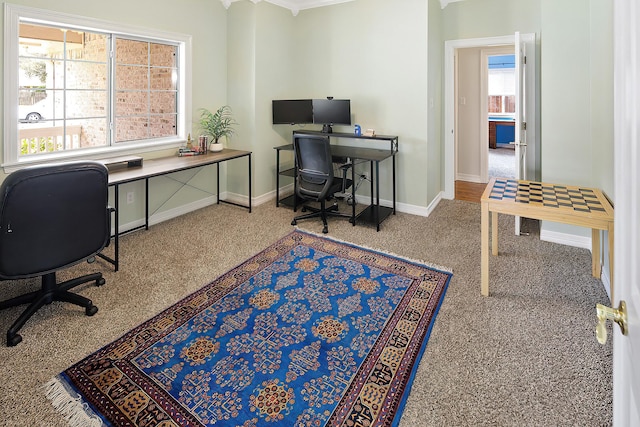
[485,50,517,181]
[443,34,538,201]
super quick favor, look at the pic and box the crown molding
[440,0,466,9]
[221,0,356,16]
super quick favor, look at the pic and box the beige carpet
[489,146,516,179]
[0,199,612,426]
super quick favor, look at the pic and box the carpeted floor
[0,198,612,426]
[489,146,516,179]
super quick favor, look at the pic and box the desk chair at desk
[290,133,352,233]
[275,130,398,231]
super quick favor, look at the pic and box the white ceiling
[220,0,356,16]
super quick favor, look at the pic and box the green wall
[1,0,614,247]
[1,0,229,228]
[428,0,444,204]
[539,0,613,239]
[246,0,432,210]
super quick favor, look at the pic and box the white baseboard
[456,173,482,183]
[540,228,611,299]
[539,229,591,250]
[117,195,217,234]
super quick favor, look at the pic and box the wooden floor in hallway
[455,180,488,203]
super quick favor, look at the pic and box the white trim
[116,188,445,239]
[456,173,482,183]
[613,0,640,422]
[444,34,537,199]
[3,3,192,171]
[440,0,465,9]
[539,228,591,250]
[539,227,611,299]
[444,35,515,199]
[222,0,355,15]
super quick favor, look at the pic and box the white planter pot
[209,142,224,152]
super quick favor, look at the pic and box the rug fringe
[292,228,454,273]
[44,377,103,427]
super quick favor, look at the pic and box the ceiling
[220,0,356,16]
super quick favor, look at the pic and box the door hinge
[523,56,527,65]
[522,122,527,130]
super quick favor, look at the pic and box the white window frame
[3,3,192,172]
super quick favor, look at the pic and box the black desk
[275,131,398,231]
[100,149,252,271]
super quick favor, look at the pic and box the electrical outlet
[126,191,135,204]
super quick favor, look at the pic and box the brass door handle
[595,300,628,344]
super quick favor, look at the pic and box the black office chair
[0,161,111,346]
[290,134,351,234]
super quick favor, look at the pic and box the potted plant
[197,105,237,152]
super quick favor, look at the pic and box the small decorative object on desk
[178,147,202,157]
[354,124,361,136]
[186,133,193,150]
[363,128,376,137]
[197,105,237,153]
[199,135,208,153]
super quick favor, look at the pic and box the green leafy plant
[197,105,237,144]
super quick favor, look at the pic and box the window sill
[2,138,185,174]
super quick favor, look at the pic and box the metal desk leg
[98,184,119,272]
[114,185,119,271]
[351,158,356,225]
[392,154,396,214]
[375,160,380,232]
[248,153,252,213]
[276,150,280,207]
[217,162,220,205]
[145,178,149,230]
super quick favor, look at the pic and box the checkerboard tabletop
[488,178,608,213]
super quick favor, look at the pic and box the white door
[613,0,639,424]
[513,31,527,235]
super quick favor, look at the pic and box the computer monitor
[312,99,351,133]
[272,100,313,125]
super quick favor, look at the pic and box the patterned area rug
[46,230,451,427]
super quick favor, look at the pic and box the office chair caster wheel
[291,219,297,226]
[95,277,106,286]
[322,226,328,234]
[86,304,98,316]
[7,333,22,347]
[301,207,307,212]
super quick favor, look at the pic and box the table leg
[591,228,602,278]
[481,201,490,296]
[275,150,280,207]
[375,160,380,232]
[216,163,220,205]
[608,223,614,303]
[491,211,498,256]
[248,153,252,213]
[144,178,149,230]
[114,185,119,272]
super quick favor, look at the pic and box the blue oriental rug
[46,230,451,427]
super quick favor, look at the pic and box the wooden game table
[481,177,614,298]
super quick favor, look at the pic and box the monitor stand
[322,124,333,133]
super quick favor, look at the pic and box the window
[4,4,191,169]
[487,54,515,116]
